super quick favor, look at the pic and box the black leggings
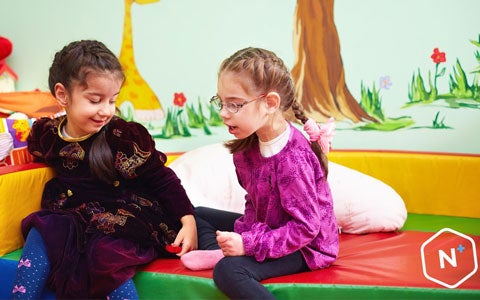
[194,207,309,300]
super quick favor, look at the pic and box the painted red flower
[430,48,446,64]
[173,92,187,107]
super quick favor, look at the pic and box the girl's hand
[216,230,245,256]
[172,214,197,256]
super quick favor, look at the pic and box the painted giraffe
[117,0,164,122]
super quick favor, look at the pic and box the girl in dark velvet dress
[11,40,197,299]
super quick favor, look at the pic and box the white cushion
[328,162,407,234]
[169,143,407,234]
[170,143,247,214]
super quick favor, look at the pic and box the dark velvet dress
[23,116,194,298]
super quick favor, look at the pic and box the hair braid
[220,47,329,177]
[291,100,308,124]
[292,100,329,177]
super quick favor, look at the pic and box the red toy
[165,244,182,254]
[0,36,12,61]
[0,36,17,93]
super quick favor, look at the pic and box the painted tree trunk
[291,0,375,123]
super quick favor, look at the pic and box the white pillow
[169,143,407,234]
[169,143,247,214]
[328,162,407,234]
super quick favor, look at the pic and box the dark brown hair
[49,40,125,183]
[220,47,329,176]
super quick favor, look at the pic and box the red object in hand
[166,244,182,253]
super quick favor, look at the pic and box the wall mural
[116,0,222,140]
[116,0,164,123]
[293,0,478,133]
[114,0,479,146]
[2,0,476,153]
[290,0,375,124]
[291,0,479,134]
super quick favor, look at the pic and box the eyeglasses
[209,94,266,114]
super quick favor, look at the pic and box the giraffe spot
[133,78,144,85]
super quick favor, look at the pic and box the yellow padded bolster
[1,150,477,255]
[168,150,479,217]
[328,151,480,218]
[0,156,182,255]
[0,165,55,255]
[165,153,182,166]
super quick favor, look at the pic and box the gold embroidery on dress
[115,142,151,178]
[49,118,62,135]
[117,208,135,218]
[137,196,153,207]
[90,209,134,234]
[59,142,85,170]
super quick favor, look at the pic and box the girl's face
[217,71,270,140]
[57,72,122,138]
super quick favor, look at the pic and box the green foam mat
[2,213,479,300]
[402,213,480,235]
[134,271,480,300]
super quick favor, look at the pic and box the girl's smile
[59,72,122,138]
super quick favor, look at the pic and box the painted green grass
[406,35,480,107]
[153,97,223,139]
[357,78,414,131]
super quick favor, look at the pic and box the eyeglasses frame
[209,93,266,114]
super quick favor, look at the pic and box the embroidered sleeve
[115,141,151,179]
[27,117,60,161]
[108,119,155,179]
[107,118,194,220]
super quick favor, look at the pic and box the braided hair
[220,47,329,176]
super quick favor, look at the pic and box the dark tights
[195,207,309,300]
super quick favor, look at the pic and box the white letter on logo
[439,248,457,269]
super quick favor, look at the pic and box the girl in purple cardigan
[182,47,339,299]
